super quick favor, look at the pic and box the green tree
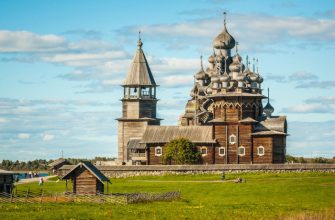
[162,138,201,165]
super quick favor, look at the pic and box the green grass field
[0,172,334,219]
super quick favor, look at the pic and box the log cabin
[48,158,71,175]
[61,162,110,195]
[0,169,17,194]
[117,13,288,165]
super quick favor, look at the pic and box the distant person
[39,177,44,186]
[28,171,32,178]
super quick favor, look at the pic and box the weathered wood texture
[238,124,252,164]
[272,136,286,163]
[122,100,157,118]
[252,136,273,164]
[72,168,103,195]
[118,120,149,161]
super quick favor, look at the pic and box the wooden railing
[0,189,180,204]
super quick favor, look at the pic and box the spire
[137,31,143,48]
[223,11,227,27]
[200,55,204,70]
[253,57,256,73]
[235,41,239,54]
[123,33,156,86]
[246,55,249,69]
[263,88,274,118]
[213,11,235,50]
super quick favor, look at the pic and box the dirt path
[15,175,57,185]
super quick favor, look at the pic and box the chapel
[117,13,288,165]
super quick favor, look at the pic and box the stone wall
[59,164,335,178]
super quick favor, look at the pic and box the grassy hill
[1,172,334,219]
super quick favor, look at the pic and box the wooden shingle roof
[140,126,216,144]
[123,39,156,86]
[61,162,110,184]
[257,116,287,133]
[127,138,143,149]
[48,158,69,167]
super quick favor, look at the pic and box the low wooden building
[61,162,110,195]
[48,158,71,175]
[0,169,17,194]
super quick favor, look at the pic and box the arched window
[229,135,236,144]
[257,146,265,156]
[201,147,208,156]
[218,147,225,156]
[155,146,162,156]
[238,146,245,156]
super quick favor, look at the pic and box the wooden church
[117,13,288,165]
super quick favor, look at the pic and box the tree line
[0,157,116,171]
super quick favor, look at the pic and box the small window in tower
[238,146,245,156]
[201,147,207,156]
[141,87,150,97]
[257,146,264,156]
[229,135,236,144]
[219,147,225,156]
[155,146,162,156]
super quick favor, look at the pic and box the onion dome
[229,54,244,73]
[185,100,196,113]
[257,75,264,83]
[195,56,207,80]
[236,72,246,82]
[208,54,215,64]
[264,102,274,115]
[195,69,206,80]
[206,67,215,77]
[213,13,235,50]
[248,71,259,82]
[263,88,274,117]
[211,74,220,83]
[219,73,230,82]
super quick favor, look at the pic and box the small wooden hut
[61,162,110,195]
[0,169,17,194]
[48,158,71,175]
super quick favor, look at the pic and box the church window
[238,146,245,156]
[201,147,207,156]
[219,147,225,156]
[155,146,162,156]
[229,135,236,144]
[257,146,264,156]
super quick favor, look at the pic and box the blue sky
[0,0,335,160]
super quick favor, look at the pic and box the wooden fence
[0,189,180,204]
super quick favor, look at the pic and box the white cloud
[282,103,334,113]
[122,13,335,52]
[305,96,335,105]
[289,71,318,81]
[42,133,55,141]
[296,81,335,89]
[18,133,30,139]
[159,75,194,88]
[41,51,128,67]
[0,118,9,123]
[0,30,67,52]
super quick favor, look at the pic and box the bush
[162,138,201,165]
